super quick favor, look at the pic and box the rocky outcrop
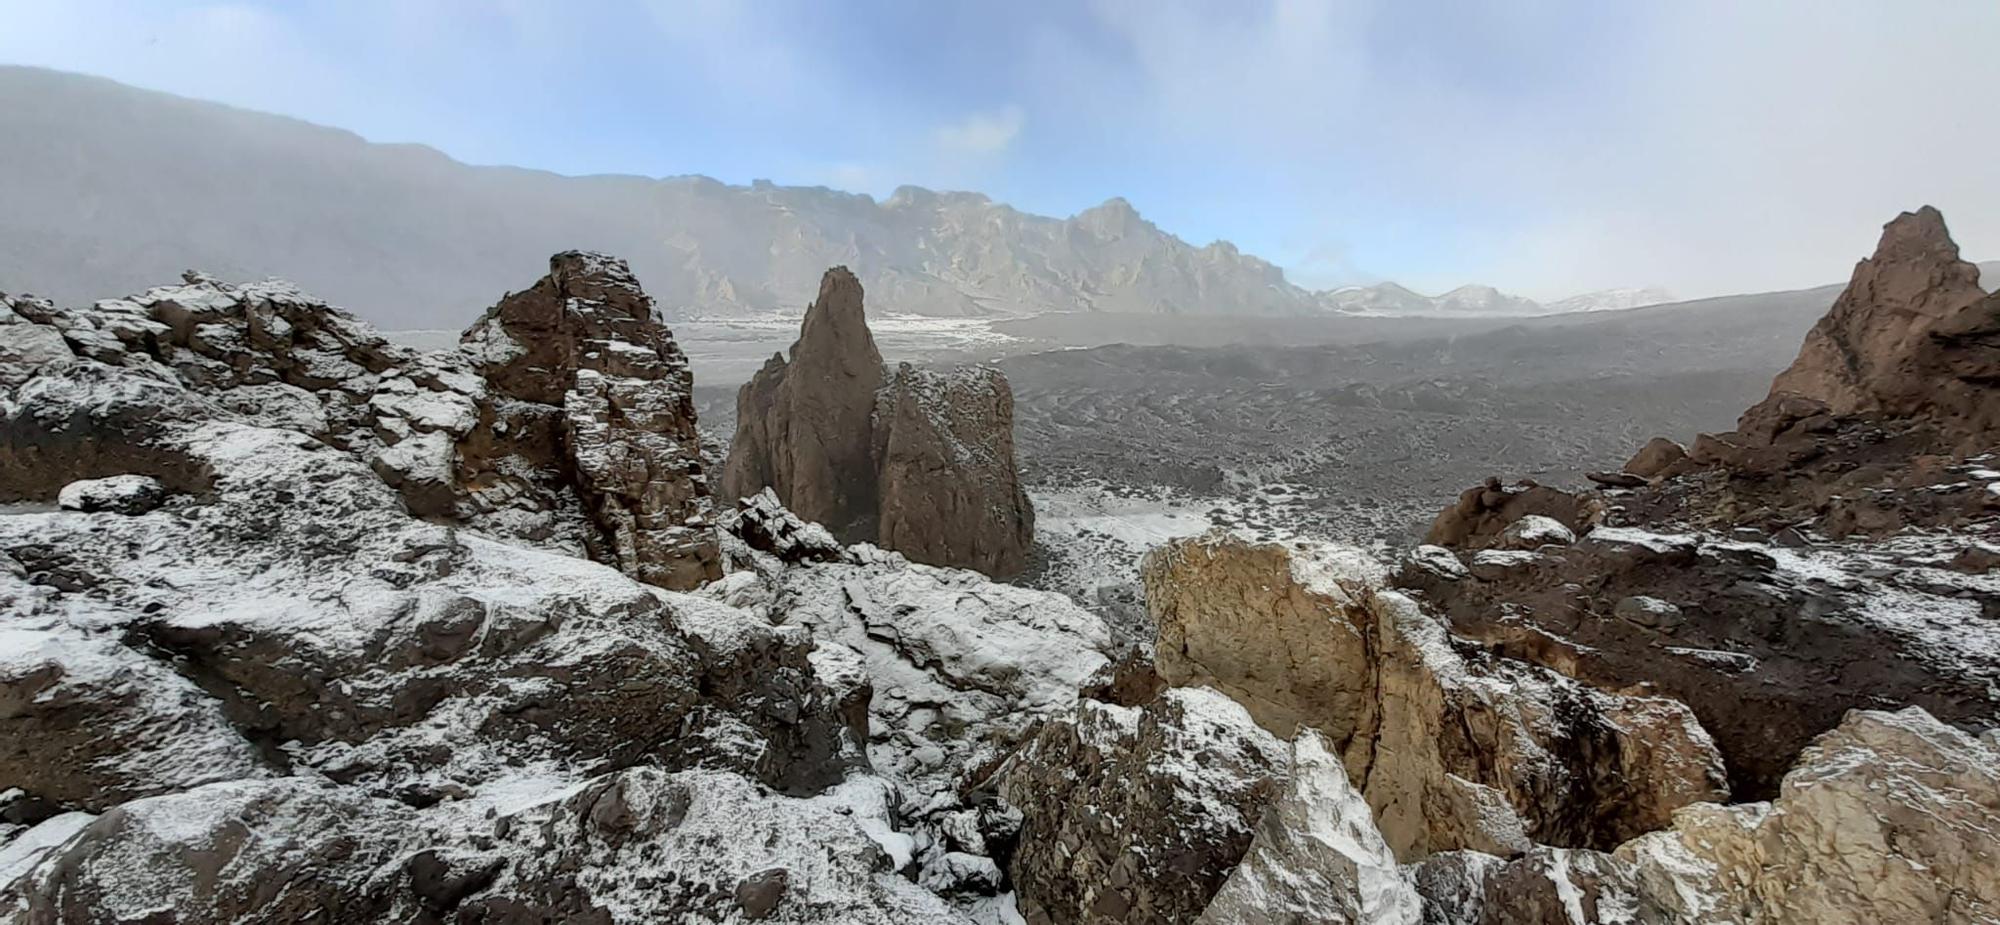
[1001,687,1291,925]
[461,251,720,589]
[875,363,1036,577]
[720,267,886,538]
[1402,209,2000,803]
[1,255,721,590]
[1144,533,1728,860]
[1766,206,1998,449]
[720,268,1035,577]
[1197,731,1422,925]
[0,266,1115,922]
[1423,478,1602,550]
[1618,706,2000,925]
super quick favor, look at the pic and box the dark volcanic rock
[461,251,720,590]
[875,363,1036,578]
[720,268,1036,577]
[1403,208,2000,800]
[720,267,885,540]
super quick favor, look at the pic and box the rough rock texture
[875,363,1037,578]
[1146,534,1728,860]
[720,268,1035,577]
[1000,687,1290,925]
[1619,706,2000,925]
[1398,524,2000,800]
[1403,210,2000,801]
[721,267,886,539]
[1197,731,1422,925]
[1624,437,1689,479]
[1767,206,1998,449]
[1423,478,1603,550]
[1,255,719,591]
[461,251,720,589]
[0,267,1113,922]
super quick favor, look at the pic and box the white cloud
[933,105,1025,157]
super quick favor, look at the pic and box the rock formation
[1404,209,2000,801]
[721,267,1035,577]
[1766,206,1998,448]
[461,251,720,589]
[1618,706,2000,924]
[1144,533,1728,858]
[1000,687,1291,925]
[720,267,886,538]
[0,265,1116,922]
[1196,731,1422,925]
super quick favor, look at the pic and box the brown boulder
[1622,437,1688,479]
[874,363,1036,577]
[1424,478,1602,551]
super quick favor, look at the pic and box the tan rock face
[720,267,885,538]
[1620,706,2000,925]
[462,251,720,589]
[1765,206,1997,448]
[721,268,1035,577]
[1142,535,1381,744]
[1143,533,1728,862]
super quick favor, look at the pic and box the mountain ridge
[4,65,1714,329]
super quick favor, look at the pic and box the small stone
[1614,595,1685,631]
[56,475,167,515]
[734,867,789,920]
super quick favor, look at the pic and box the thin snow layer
[743,553,1114,813]
[0,623,270,798]
[1704,530,2000,683]
[473,768,961,924]
[1200,731,1422,925]
[0,813,94,885]
[1147,687,1292,835]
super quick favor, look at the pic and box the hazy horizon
[4,0,1997,304]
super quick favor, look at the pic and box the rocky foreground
[2,208,1997,924]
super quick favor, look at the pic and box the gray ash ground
[696,293,1829,632]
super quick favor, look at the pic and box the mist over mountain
[4,66,1703,330]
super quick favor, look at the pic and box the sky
[2,0,1997,301]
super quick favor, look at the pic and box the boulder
[1197,731,1423,925]
[54,474,165,514]
[1623,437,1689,479]
[1001,687,1290,925]
[1620,707,2000,925]
[1424,478,1601,551]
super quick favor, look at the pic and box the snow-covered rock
[1198,731,1422,925]
[1001,687,1291,925]
[53,475,165,514]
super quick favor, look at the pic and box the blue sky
[3,0,1997,300]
